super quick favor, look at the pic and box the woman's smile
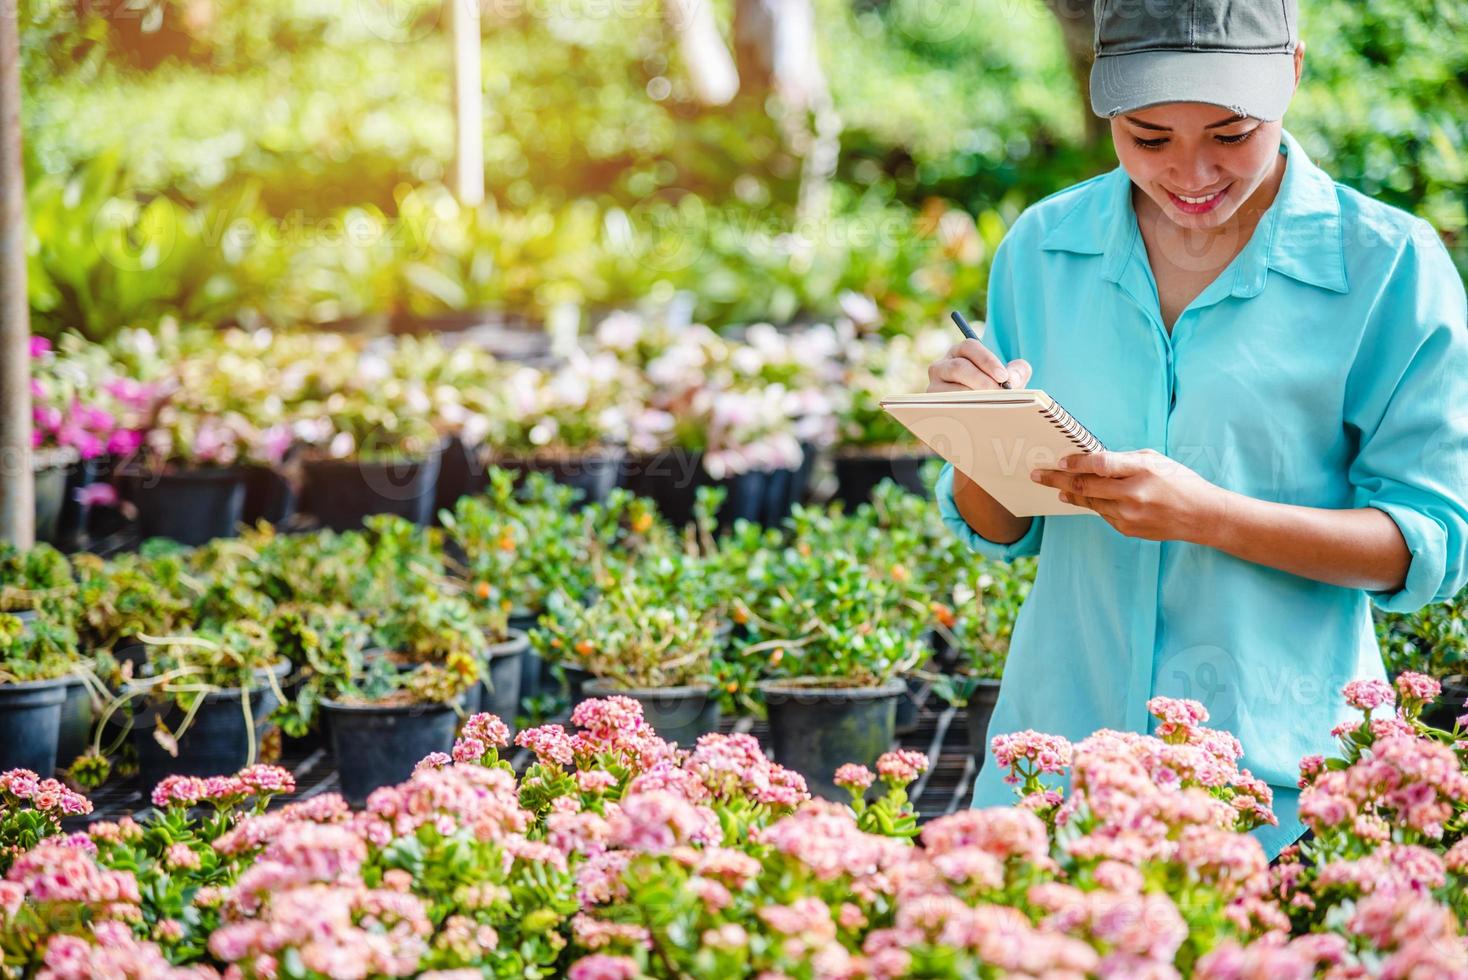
[1166,183,1231,215]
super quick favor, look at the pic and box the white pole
[450,0,484,207]
[0,2,35,547]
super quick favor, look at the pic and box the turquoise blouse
[937,128,1468,857]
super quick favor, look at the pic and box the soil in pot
[299,447,443,531]
[582,678,722,747]
[123,466,248,545]
[618,449,707,526]
[832,447,930,510]
[486,446,625,509]
[321,697,465,806]
[964,680,1003,769]
[129,663,289,787]
[469,631,528,736]
[0,677,69,774]
[56,675,95,772]
[759,678,905,801]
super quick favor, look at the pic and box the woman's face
[1111,104,1284,232]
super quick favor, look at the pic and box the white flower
[595,311,645,351]
[329,431,356,459]
[529,419,559,447]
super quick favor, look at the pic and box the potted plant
[318,615,480,806]
[469,600,529,738]
[99,620,291,787]
[474,353,632,507]
[294,342,447,530]
[0,615,79,774]
[0,543,75,629]
[111,337,295,545]
[534,556,724,746]
[744,547,926,800]
[828,329,948,507]
[441,471,601,707]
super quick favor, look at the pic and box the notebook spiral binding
[1037,400,1103,453]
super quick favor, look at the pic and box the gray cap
[1090,0,1299,122]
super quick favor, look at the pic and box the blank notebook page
[880,389,1103,517]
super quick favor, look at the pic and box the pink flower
[990,730,1073,783]
[1147,696,1210,739]
[1342,679,1395,713]
[75,482,120,508]
[577,769,618,794]
[106,429,144,457]
[516,724,576,767]
[567,954,641,980]
[29,337,51,358]
[921,807,1049,863]
[875,750,929,786]
[459,712,511,749]
[834,764,875,792]
[1394,671,1442,708]
[236,765,295,796]
[607,791,719,853]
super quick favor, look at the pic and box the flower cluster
[150,766,296,811]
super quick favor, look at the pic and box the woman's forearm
[1192,489,1412,593]
[951,469,1034,546]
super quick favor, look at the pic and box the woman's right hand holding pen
[926,339,1033,394]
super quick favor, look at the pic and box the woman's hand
[927,339,1033,392]
[1031,448,1228,542]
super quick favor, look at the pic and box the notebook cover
[879,389,1101,517]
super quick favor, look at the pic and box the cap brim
[1090,49,1296,122]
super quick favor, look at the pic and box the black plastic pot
[894,674,928,736]
[508,611,544,705]
[1423,675,1468,732]
[759,678,905,801]
[241,466,296,526]
[300,448,443,531]
[321,697,465,806]
[56,676,94,772]
[964,680,1002,769]
[469,631,528,736]
[709,443,814,529]
[832,448,930,509]
[124,466,248,546]
[33,462,70,546]
[129,662,289,788]
[618,449,707,526]
[487,447,626,509]
[53,458,103,552]
[433,437,478,518]
[559,663,594,709]
[0,677,68,774]
[583,679,722,747]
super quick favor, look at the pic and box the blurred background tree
[13,0,1465,341]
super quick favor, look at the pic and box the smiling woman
[925,0,1468,859]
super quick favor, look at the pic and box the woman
[928,0,1468,857]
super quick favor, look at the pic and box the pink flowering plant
[0,770,92,874]
[6,688,1468,977]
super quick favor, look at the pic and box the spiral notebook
[880,389,1105,517]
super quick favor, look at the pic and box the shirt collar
[1040,128,1349,295]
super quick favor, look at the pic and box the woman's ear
[1292,41,1306,88]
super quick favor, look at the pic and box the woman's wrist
[1186,484,1242,550]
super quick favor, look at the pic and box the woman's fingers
[928,355,996,391]
[929,339,1021,392]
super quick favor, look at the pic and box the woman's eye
[1215,130,1256,145]
[1131,136,1168,150]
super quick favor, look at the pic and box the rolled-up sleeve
[1345,221,1468,613]
[936,462,1045,561]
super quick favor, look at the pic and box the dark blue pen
[950,311,1014,389]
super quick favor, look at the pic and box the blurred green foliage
[15,0,1465,341]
